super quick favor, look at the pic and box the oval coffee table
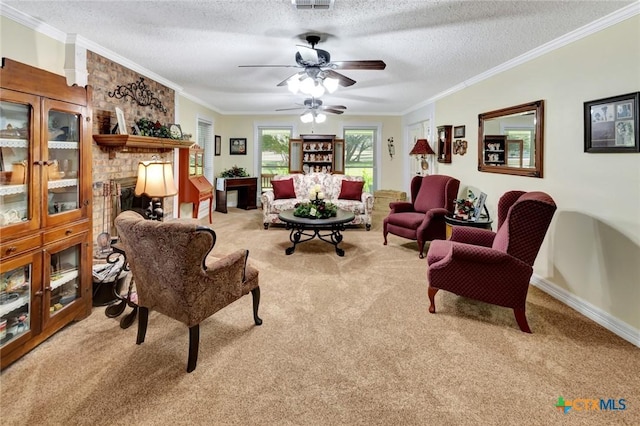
[278,209,355,256]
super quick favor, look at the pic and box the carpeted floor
[1,209,638,425]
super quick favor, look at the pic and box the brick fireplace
[88,51,176,254]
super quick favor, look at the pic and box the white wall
[409,16,640,333]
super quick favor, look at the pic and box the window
[259,127,292,190]
[343,127,377,192]
[197,118,214,183]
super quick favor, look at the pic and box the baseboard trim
[531,275,640,348]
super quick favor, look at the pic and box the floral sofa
[261,173,373,230]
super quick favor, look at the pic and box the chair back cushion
[492,191,557,265]
[114,211,217,322]
[412,175,459,214]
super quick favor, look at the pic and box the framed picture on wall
[584,92,639,153]
[230,138,247,155]
[215,135,221,156]
[453,125,465,138]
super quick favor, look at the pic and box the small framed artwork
[215,135,221,156]
[230,137,247,155]
[167,124,182,139]
[453,125,465,138]
[115,107,127,135]
[584,92,639,153]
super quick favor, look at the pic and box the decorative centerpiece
[220,165,249,178]
[453,190,477,220]
[294,184,337,219]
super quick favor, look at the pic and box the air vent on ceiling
[291,0,335,10]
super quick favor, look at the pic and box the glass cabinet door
[0,252,42,349]
[195,152,204,176]
[0,95,38,234]
[44,239,83,325]
[43,99,87,227]
[189,153,196,177]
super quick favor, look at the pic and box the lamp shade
[134,161,178,197]
[409,139,435,156]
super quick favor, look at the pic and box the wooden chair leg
[136,306,149,344]
[187,324,200,373]
[514,308,532,333]
[251,287,263,326]
[427,287,438,314]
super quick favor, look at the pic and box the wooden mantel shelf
[93,134,194,152]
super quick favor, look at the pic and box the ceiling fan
[276,98,346,123]
[240,35,386,96]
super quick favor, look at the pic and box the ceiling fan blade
[275,106,305,111]
[324,70,356,87]
[330,60,386,70]
[239,64,300,68]
[323,104,347,110]
[296,45,319,65]
[322,108,345,115]
[277,72,303,87]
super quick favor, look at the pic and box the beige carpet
[1,209,638,425]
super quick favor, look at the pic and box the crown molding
[403,2,640,115]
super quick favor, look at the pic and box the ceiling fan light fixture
[299,76,315,94]
[323,77,339,93]
[287,76,301,94]
[315,112,327,123]
[309,81,325,98]
[300,112,314,123]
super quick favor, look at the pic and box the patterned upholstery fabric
[114,211,261,371]
[383,175,460,258]
[261,172,374,230]
[426,191,557,332]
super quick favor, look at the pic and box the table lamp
[134,160,178,221]
[409,138,435,174]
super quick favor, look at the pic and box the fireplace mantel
[93,134,193,158]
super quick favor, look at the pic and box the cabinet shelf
[93,134,193,150]
[50,269,78,291]
[0,184,26,196]
[0,293,29,317]
[0,138,28,148]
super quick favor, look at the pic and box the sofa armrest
[361,191,374,212]
[261,190,275,205]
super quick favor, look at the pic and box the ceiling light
[315,113,327,123]
[323,77,339,93]
[286,75,301,94]
[308,81,325,98]
[300,112,314,123]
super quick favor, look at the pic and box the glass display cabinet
[288,134,345,174]
[0,58,93,370]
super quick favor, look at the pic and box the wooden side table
[444,215,493,239]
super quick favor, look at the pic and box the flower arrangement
[220,165,249,178]
[294,184,337,219]
[454,190,477,220]
[135,118,181,139]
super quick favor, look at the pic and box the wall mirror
[478,100,544,178]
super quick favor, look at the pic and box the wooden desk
[215,177,258,213]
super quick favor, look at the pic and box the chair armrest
[389,201,414,213]
[425,207,449,219]
[449,227,496,247]
[204,249,248,297]
[449,243,524,265]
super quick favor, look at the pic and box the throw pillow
[272,178,296,200]
[339,180,364,201]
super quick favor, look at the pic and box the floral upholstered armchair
[261,172,374,230]
[114,211,262,372]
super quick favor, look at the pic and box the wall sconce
[387,137,395,158]
[409,138,435,174]
[134,160,178,221]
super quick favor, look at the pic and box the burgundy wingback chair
[383,175,460,258]
[426,191,556,332]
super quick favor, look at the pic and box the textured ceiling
[2,0,635,115]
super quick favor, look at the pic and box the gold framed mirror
[478,100,544,178]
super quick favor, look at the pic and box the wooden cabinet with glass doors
[0,58,92,369]
[288,134,345,174]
